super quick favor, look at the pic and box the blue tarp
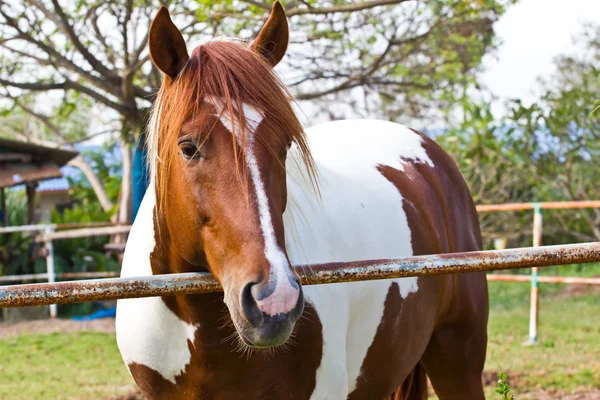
[72,306,116,321]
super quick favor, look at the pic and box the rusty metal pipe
[1,242,599,308]
[476,200,600,212]
[487,274,600,285]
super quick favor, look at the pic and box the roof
[0,137,78,166]
[37,177,70,193]
[0,138,79,188]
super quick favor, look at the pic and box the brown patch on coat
[349,129,488,399]
[127,299,323,400]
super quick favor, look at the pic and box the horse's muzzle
[237,277,305,347]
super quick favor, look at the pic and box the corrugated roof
[0,164,63,188]
[0,138,79,189]
[37,177,70,192]
[0,138,78,167]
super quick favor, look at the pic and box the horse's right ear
[149,6,189,80]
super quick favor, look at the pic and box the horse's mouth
[231,303,304,349]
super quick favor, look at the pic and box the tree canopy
[0,0,515,138]
[437,23,600,246]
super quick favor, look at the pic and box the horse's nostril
[290,275,301,291]
[239,281,261,321]
[241,281,255,306]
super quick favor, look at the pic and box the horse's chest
[129,358,318,400]
[117,279,432,400]
[117,298,323,400]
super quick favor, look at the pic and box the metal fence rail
[0,224,131,317]
[475,200,600,343]
[1,242,599,308]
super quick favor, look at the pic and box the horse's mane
[147,39,317,211]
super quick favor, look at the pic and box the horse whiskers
[224,323,300,360]
[216,310,236,332]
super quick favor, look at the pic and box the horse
[116,2,489,399]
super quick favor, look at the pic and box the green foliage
[436,100,534,247]
[50,146,122,316]
[0,190,39,276]
[68,145,122,207]
[496,372,515,399]
[0,146,121,316]
[591,100,600,116]
[0,93,93,144]
[1,0,518,131]
[441,23,600,247]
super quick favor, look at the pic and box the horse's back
[284,119,486,399]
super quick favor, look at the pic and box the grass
[484,288,600,398]
[0,332,134,400]
[1,263,599,399]
[481,265,600,399]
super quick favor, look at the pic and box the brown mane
[148,39,316,212]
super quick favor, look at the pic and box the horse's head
[147,2,315,348]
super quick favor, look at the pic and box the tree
[198,0,516,122]
[436,100,535,246]
[439,23,600,247]
[0,0,206,223]
[505,23,600,243]
[0,0,517,222]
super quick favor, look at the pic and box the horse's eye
[280,141,292,157]
[179,141,201,160]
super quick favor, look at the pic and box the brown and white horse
[116,2,489,399]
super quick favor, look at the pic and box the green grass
[484,290,600,397]
[0,332,134,400]
[1,263,599,399]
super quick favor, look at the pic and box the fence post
[44,225,57,318]
[527,203,543,344]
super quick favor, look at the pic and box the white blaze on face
[207,98,299,316]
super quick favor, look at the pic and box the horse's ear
[250,1,289,67]
[149,6,189,80]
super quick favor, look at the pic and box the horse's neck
[127,187,231,345]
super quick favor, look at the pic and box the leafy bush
[0,190,44,276]
[1,145,123,317]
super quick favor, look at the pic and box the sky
[480,0,600,116]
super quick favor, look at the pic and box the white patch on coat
[116,188,197,384]
[282,119,428,398]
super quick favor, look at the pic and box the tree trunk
[68,155,114,213]
[1,188,6,227]
[110,138,133,250]
[25,184,37,224]
[118,139,133,226]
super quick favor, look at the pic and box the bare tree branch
[49,0,115,78]
[0,78,132,117]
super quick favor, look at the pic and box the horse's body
[117,119,488,399]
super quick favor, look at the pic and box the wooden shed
[0,138,78,226]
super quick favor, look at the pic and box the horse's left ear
[250,1,289,67]
[149,6,189,80]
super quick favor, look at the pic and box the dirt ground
[0,317,116,338]
[551,277,600,299]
